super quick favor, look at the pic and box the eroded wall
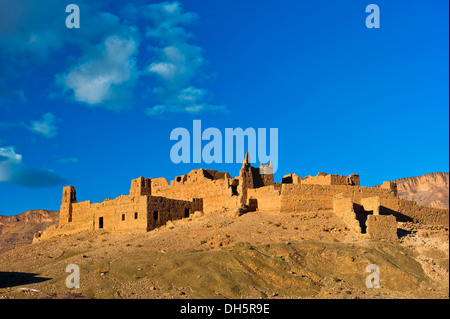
[151,170,240,213]
[366,215,398,242]
[249,183,448,227]
[147,196,199,230]
[361,197,381,215]
[332,194,362,233]
[281,172,360,186]
[247,184,282,211]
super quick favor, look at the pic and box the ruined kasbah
[34,152,449,243]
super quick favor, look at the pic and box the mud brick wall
[278,183,448,227]
[361,197,380,215]
[380,181,398,196]
[69,200,95,230]
[281,173,302,184]
[397,199,449,227]
[279,184,395,213]
[130,177,152,197]
[41,194,149,240]
[152,177,240,212]
[366,215,398,242]
[41,194,198,239]
[59,186,77,227]
[152,168,244,212]
[283,173,360,186]
[147,196,196,230]
[247,184,282,211]
[348,174,360,186]
[332,194,361,233]
[301,174,346,186]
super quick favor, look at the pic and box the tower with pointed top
[237,151,275,206]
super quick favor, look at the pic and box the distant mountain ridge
[391,172,449,210]
[0,210,59,254]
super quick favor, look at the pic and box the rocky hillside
[0,210,59,254]
[392,173,449,209]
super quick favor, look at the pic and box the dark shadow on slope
[0,272,51,288]
[397,228,416,239]
[379,206,414,222]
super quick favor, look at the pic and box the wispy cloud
[145,86,226,117]
[0,112,60,138]
[0,1,140,110]
[0,146,67,188]
[56,35,139,110]
[0,1,223,115]
[144,1,225,116]
[27,112,59,138]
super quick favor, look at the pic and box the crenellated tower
[130,177,152,197]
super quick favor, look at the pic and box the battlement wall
[171,168,231,185]
[152,176,239,212]
[282,172,360,186]
[279,184,397,213]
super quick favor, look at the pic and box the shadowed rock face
[0,210,59,254]
[392,173,449,210]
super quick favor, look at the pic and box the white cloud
[57,35,139,109]
[28,112,59,138]
[0,112,60,138]
[0,1,142,109]
[149,44,204,87]
[0,1,223,115]
[144,1,226,116]
[0,146,66,187]
[145,104,168,117]
[143,1,198,40]
[145,85,226,117]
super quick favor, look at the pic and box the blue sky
[0,0,448,215]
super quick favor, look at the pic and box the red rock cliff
[392,172,449,209]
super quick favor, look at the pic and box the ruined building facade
[35,152,449,241]
[37,177,203,239]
